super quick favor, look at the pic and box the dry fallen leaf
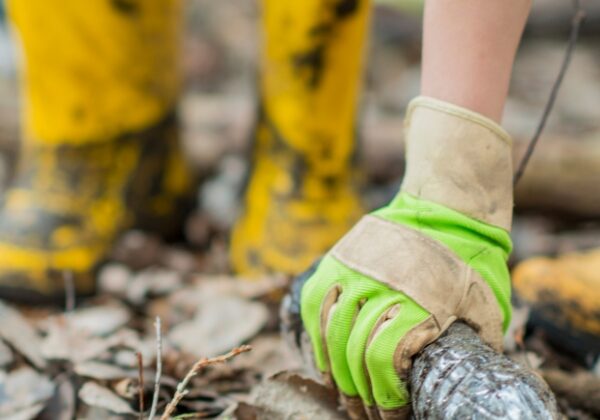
[168,294,268,358]
[78,382,136,415]
[111,230,164,269]
[42,325,142,364]
[113,378,137,400]
[74,361,137,381]
[66,302,131,336]
[98,263,133,296]
[160,247,199,274]
[0,367,54,419]
[0,339,14,368]
[38,374,76,420]
[249,371,346,420]
[190,275,288,300]
[3,403,46,420]
[40,321,86,362]
[126,268,182,305]
[0,300,46,369]
[232,334,302,378]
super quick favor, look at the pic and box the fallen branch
[148,317,163,420]
[160,345,252,420]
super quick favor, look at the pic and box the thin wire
[513,0,586,185]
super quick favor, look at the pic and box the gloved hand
[300,97,515,419]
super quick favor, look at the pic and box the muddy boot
[230,0,369,276]
[513,249,600,365]
[0,0,192,303]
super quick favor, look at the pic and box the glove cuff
[401,96,513,231]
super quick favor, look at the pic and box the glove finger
[324,279,364,397]
[365,296,429,411]
[324,261,387,398]
[340,394,368,420]
[346,293,404,407]
[300,258,342,375]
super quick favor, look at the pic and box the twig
[136,351,145,419]
[172,414,206,420]
[63,271,76,313]
[514,327,532,370]
[148,317,163,420]
[513,0,586,185]
[160,345,252,420]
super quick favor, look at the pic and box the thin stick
[136,351,145,419]
[148,317,163,420]
[64,271,76,313]
[160,345,252,420]
[513,0,586,185]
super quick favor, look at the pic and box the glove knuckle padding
[331,214,504,351]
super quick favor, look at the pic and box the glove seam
[413,204,507,330]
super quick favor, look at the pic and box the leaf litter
[0,230,296,419]
[0,202,597,420]
[1,2,600,417]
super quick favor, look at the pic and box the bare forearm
[421,0,532,123]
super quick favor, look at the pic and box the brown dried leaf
[249,371,346,420]
[0,367,54,418]
[191,275,288,300]
[168,295,268,358]
[111,230,164,269]
[232,334,302,378]
[112,378,136,400]
[78,382,136,415]
[42,325,141,364]
[3,403,46,420]
[0,339,13,368]
[126,268,182,305]
[98,263,132,296]
[66,302,131,336]
[38,374,76,420]
[0,300,46,369]
[74,361,137,381]
[160,247,199,274]
[168,278,285,314]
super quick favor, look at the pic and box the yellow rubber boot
[0,0,191,302]
[513,249,600,361]
[231,0,370,276]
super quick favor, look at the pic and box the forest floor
[0,1,599,419]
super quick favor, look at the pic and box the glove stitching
[413,204,466,322]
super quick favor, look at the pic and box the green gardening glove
[300,97,515,419]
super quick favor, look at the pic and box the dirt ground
[0,1,599,419]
